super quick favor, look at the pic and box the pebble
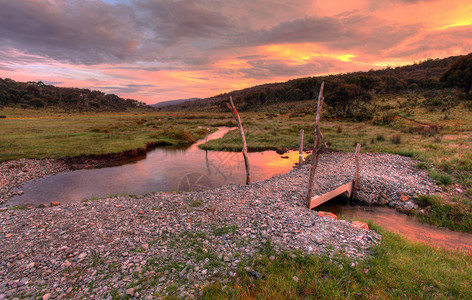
[42,293,51,300]
[126,288,134,296]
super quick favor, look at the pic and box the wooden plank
[309,182,353,209]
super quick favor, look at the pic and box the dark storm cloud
[0,0,141,64]
[0,0,229,65]
[135,0,229,43]
[225,14,421,53]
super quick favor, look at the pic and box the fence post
[306,82,325,207]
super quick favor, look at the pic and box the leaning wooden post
[227,96,251,185]
[205,127,210,159]
[306,82,325,207]
[298,129,304,169]
[205,128,210,150]
[350,143,361,201]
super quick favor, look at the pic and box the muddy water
[318,196,472,252]
[8,127,301,207]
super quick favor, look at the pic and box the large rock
[351,221,369,230]
[317,211,337,220]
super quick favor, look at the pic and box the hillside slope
[161,54,462,112]
[0,78,151,111]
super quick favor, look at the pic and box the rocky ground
[0,152,439,299]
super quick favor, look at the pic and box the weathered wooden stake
[298,129,304,169]
[306,82,325,207]
[227,96,251,185]
[204,127,210,150]
[350,143,361,201]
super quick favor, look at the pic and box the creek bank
[0,165,381,299]
[0,151,441,298]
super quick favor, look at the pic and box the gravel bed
[0,152,439,298]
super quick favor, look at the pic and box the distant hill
[160,54,463,112]
[0,78,152,111]
[151,97,200,108]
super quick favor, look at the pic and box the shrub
[390,134,401,144]
[376,134,386,141]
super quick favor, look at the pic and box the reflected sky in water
[8,127,301,206]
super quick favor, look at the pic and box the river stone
[351,221,369,230]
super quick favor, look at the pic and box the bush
[390,134,401,144]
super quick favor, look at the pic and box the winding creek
[6,127,472,252]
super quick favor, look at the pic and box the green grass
[203,224,472,299]
[411,195,472,232]
[428,170,454,186]
[0,108,234,162]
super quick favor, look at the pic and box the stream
[6,127,472,252]
[7,127,300,207]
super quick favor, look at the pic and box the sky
[0,0,471,104]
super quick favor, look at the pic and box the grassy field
[202,224,472,299]
[0,107,234,161]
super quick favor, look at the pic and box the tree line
[0,78,150,111]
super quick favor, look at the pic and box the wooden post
[227,96,251,185]
[205,128,210,150]
[306,82,325,207]
[298,129,304,169]
[350,143,361,201]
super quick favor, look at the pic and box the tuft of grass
[416,162,429,169]
[212,224,238,236]
[429,170,453,186]
[189,200,203,207]
[10,205,27,210]
[415,195,472,232]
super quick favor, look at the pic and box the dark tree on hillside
[325,83,372,119]
[440,53,472,94]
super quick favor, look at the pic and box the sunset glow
[0,0,471,103]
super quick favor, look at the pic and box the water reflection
[318,196,472,252]
[8,127,301,207]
